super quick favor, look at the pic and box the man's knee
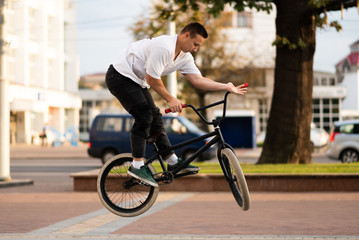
[130,103,153,138]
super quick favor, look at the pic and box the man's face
[182,32,205,53]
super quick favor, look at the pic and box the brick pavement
[0,191,358,239]
[3,144,357,239]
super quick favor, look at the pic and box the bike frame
[145,91,232,179]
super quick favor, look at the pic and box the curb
[71,169,359,192]
[0,179,34,188]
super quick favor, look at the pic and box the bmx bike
[97,91,251,217]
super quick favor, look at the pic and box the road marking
[87,192,194,235]
[28,193,194,235]
[28,208,108,235]
[53,213,118,235]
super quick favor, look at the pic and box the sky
[75,0,151,75]
[76,0,359,76]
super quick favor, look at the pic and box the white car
[310,125,329,149]
[256,123,329,151]
[326,120,359,163]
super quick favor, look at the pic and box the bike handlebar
[164,104,188,114]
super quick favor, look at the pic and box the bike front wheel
[220,148,250,211]
[97,153,159,217]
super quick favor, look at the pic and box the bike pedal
[136,180,150,186]
[175,171,199,178]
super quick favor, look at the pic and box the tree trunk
[257,0,315,164]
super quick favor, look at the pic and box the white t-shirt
[112,35,201,88]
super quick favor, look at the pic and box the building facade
[335,40,359,119]
[5,0,81,145]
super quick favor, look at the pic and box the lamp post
[0,0,10,182]
[167,0,177,98]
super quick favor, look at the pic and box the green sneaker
[127,165,158,187]
[168,158,200,174]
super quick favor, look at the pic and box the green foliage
[310,0,346,32]
[308,0,330,9]
[329,20,342,31]
[152,162,359,173]
[314,11,342,32]
[174,0,273,17]
[272,35,307,50]
[241,162,359,173]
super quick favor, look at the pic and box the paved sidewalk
[0,191,358,239]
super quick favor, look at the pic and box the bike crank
[154,171,174,185]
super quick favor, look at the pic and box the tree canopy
[169,0,358,164]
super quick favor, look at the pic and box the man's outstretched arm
[183,73,248,95]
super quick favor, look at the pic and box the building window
[329,77,336,86]
[221,12,233,28]
[28,8,36,41]
[48,58,54,88]
[48,15,55,46]
[6,48,15,82]
[79,101,92,133]
[237,12,252,28]
[312,98,341,131]
[6,2,15,34]
[321,77,327,86]
[29,54,37,86]
[314,77,319,86]
[258,99,268,132]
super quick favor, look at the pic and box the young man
[106,22,247,187]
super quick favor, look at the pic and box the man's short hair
[180,22,208,39]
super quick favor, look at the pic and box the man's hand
[226,82,248,95]
[167,97,183,113]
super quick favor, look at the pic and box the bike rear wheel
[97,153,159,217]
[220,148,250,210]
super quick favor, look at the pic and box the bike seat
[147,131,166,144]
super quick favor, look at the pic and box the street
[8,158,101,192]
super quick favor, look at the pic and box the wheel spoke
[97,154,159,217]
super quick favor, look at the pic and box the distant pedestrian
[40,126,47,147]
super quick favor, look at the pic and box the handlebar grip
[165,104,187,114]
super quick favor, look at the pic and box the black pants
[105,65,174,158]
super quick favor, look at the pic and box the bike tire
[97,153,159,217]
[221,148,250,211]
